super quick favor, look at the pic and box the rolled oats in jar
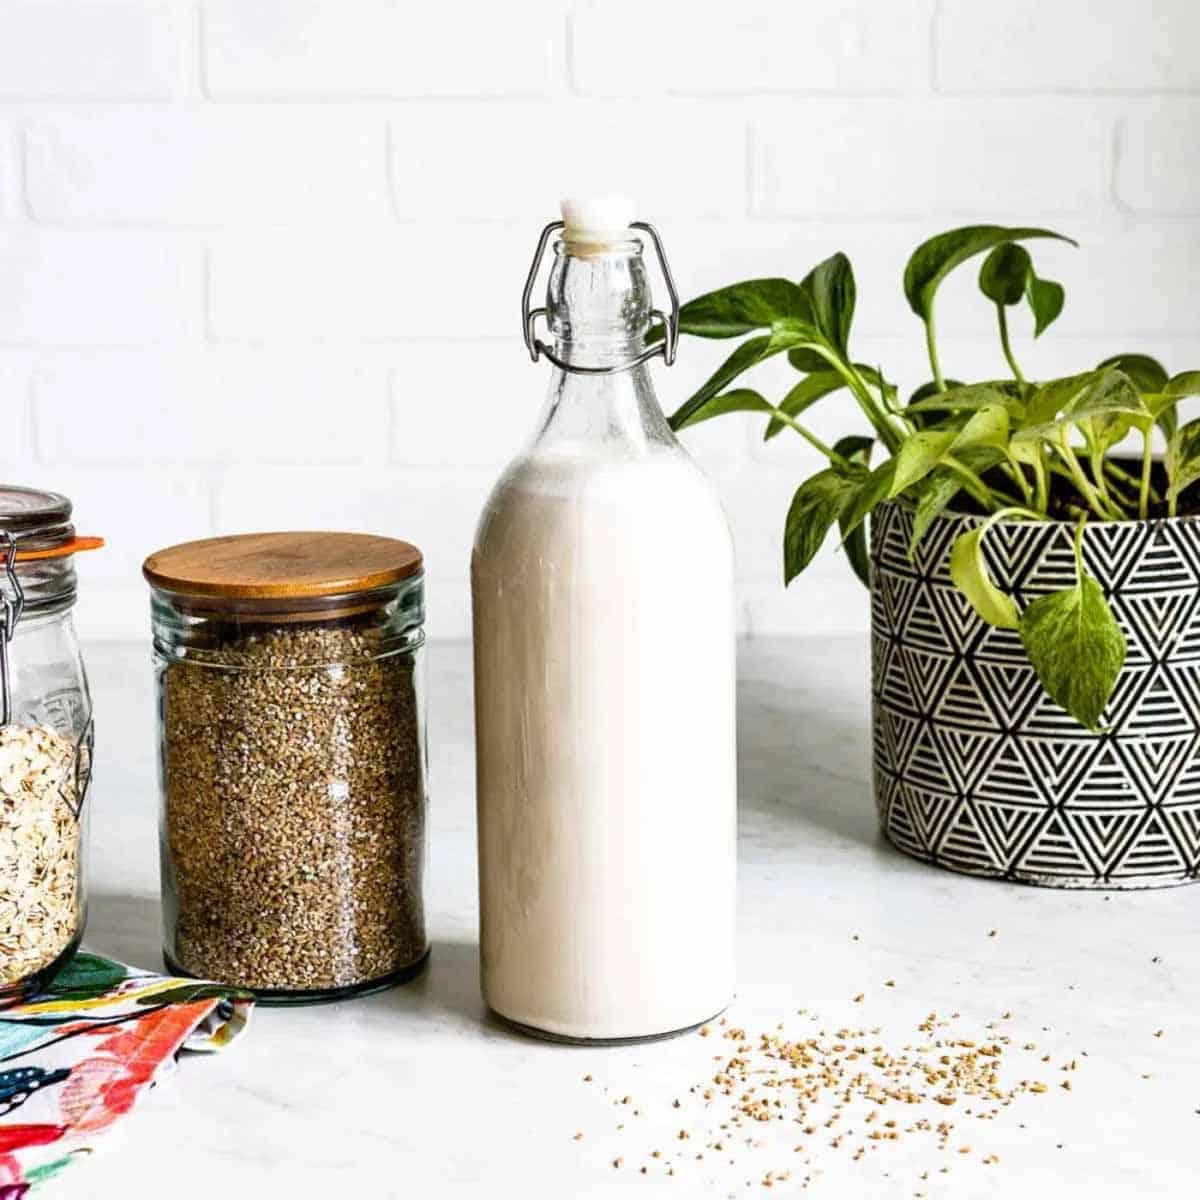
[142,531,428,1003]
[0,486,99,1008]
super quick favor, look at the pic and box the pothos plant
[650,225,1200,731]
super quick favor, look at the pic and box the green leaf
[783,468,862,585]
[1167,417,1200,503]
[891,428,957,495]
[906,382,1019,416]
[954,405,1011,454]
[1016,368,1145,441]
[949,525,1020,630]
[1098,353,1168,395]
[905,378,966,429]
[788,346,831,372]
[1026,272,1064,337]
[890,404,1009,496]
[1156,373,1200,442]
[764,372,846,440]
[905,446,1003,558]
[903,225,1076,320]
[798,252,855,358]
[908,379,965,406]
[674,278,813,338]
[668,328,816,431]
[842,518,870,588]
[832,435,874,464]
[827,436,875,586]
[1072,368,1150,453]
[978,243,1031,307]
[910,470,966,558]
[671,387,774,432]
[1157,407,1179,442]
[840,458,897,537]
[1019,524,1126,731]
[1165,370,1200,398]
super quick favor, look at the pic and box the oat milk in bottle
[471,198,737,1041]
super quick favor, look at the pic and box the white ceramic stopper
[560,195,636,246]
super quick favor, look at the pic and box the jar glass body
[472,235,738,1041]
[0,582,93,1007]
[150,575,428,1003]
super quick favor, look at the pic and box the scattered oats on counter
[0,724,81,987]
[575,1005,1081,1190]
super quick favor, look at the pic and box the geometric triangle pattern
[870,501,1200,889]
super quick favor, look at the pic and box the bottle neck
[547,238,649,367]
[535,238,674,453]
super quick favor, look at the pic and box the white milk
[472,442,737,1040]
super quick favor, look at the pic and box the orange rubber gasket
[13,536,105,562]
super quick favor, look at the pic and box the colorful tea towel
[0,953,252,1195]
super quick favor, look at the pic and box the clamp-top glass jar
[0,486,99,1007]
[144,531,429,1004]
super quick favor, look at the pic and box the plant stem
[996,305,1026,385]
[815,350,903,455]
[874,367,904,417]
[1089,447,1121,516]
[1104,457,1157,500]
[769,406,850,468]
[1054,436,1112,520]
[943,456,1024,512]
[981,505,1049,532]
[1101,462,1141,505]
[924,313,945,392]
[1001,459,1034,505]
[1032,451,1049,512]
[1139,427,1153,520]
[944,457,995,509]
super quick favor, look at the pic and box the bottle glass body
[472,234,737,1041]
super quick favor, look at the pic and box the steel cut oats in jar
[143,531,428,1004]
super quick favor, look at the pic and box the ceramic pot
[870,499,1200,889]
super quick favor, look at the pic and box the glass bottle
[0,486,96,1007]
[472,198,737,1042]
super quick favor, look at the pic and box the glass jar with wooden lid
[142,531,428,1003]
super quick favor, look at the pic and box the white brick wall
[935,1,1200,93]
[0,4,177,100]
[25,111,390,226]
[202,0,562,98]
[754,101,1112,218]
[0,0,1195,643]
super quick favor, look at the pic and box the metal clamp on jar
[0,486,102,1007]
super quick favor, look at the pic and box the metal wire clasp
[0,532,24,727]
[521,220,680,376]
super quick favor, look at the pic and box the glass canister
[0,486,99,1007]
[142,531,428,1004]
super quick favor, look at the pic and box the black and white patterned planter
[871,500,1200,889]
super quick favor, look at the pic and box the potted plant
[657,225,1200,888]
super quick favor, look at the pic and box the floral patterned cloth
[0,954,252,1195]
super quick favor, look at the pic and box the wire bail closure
[521,220,680,376]
[0,532,25,727]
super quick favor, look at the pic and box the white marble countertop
[73,638,1196,1199]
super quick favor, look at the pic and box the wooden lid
[142,531,423,602]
